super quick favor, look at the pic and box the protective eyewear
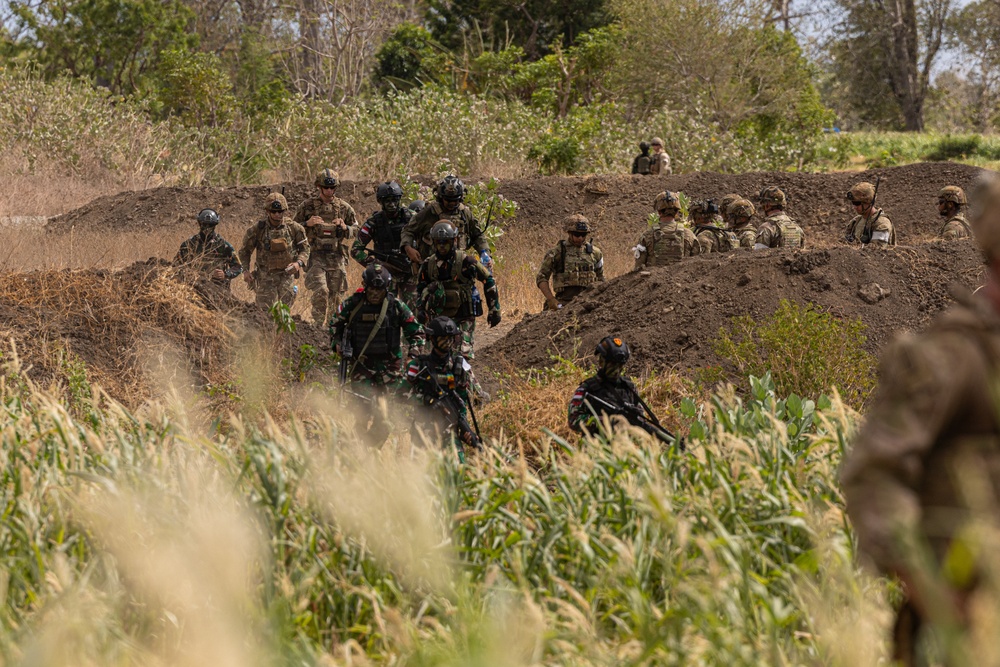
[569,231,587,238]
[849,200,864,206]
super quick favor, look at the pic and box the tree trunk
[301,0,321,99]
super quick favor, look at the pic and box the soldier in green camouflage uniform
[633,191,700,270]
[239,193,310,310]
[401,174,491,269]
[330,264,425,446]
[754,186,805,249]
[536,214,605,310]
[938,185,971,241]
[293,169,358,324]
[840,176,1000,666]
[845,181,895,247]
[415,221,501,360]
[728,199,758,249]
[174,208,243,300]
[352,181,418,307]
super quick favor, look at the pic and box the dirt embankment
[480,241,986,376]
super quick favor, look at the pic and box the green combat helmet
[848,182,876,206]
[315,169,339,188]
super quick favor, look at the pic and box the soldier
[401,174,491,270]
[631,141,652,175]
[293,169,358,323]
[633,191,700,270]
[352,181,417,307]
[330,263,425,446]
[692,200,737,253]
[937,185,971,241]
[649,137,672,175]
[174,208,243,293]
[845,181,895,247]
[568,336,673,443]
[754,186,805,249]
[719,193,742,227]
[408,200,426,214]
[840,177,1000,665]
[415,221,501,360]
[406,316,480,452]
[728,199,758,249]
[536,214,606,310]
[239,193,309,310]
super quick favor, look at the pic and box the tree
[826,0,953,131]
[9,0,197,96]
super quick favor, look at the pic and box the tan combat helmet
[264,192,289,212]
[654,191,680,215]
[848,182,876,206]
[938,185,967,206]
[758,186,787,209]
[719,193,741,221]
[315,169,339,188]
[564,214,591,234]
[650,137,664,148]
[729,198,755,221]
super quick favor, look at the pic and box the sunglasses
[569,231,587,238]
[849,200,864,206]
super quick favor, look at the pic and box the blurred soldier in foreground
[174,208,243,296]
[294,169,358,323]
[728,198,758,249]
[239,193,309,310]
[845,181,895,247]
[330,263,424,446]
[754,186,804,249]
[649,137,672,175]
[568,336,675,445]
[937,186,971,241]
[536,214,605,310]
[841,177,1000,665]
[633,191,700,270]
[415,221,500,359]
[631,141,652,175]
[401,174,491,269]
[352,181,418,307]
[406,316,480,456]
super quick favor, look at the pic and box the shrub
[713,299,876,407]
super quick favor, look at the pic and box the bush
[714,299,876,407]
[924,134,984,161]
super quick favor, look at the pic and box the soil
[479,241,987,377]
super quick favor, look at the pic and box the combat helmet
[595,336,631,363]
[728,198,755,221]
[758,186,787,209]
[654,191,680,214]
[376,181,403,201]
[436,174,465,202]
[639,141,650,153]
[938,185,967,206]
[362,263,392,290]
[650,137,664,148]
[430,220,458,242]
[315,169,339,189]
[564,214,591,234]
[408,200,427,213]
[264,193,288,212]
[197,208,220,226]
[425,316,460,353]
[847,182,876,206]
[719,193,741,220]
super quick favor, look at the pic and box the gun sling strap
[346,297,390,376]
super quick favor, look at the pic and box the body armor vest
[414,352,468,404]
[347,296,402,361]
[635,155,651,175]
[303,198,350,254]
[941,214,971,238]
[371,209,411,253]
[771,214,803,249]
[257,221,293,271]
[647,226,684,266]
[426,256,474,318]
[698,227,738,252]
[552,241,599,291]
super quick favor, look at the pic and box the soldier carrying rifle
[352,181,419,308]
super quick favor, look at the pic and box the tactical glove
[546,297,560,310]
[487,310,501,327]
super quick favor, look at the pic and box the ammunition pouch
[265,237,292,271]
[315,224,339,251]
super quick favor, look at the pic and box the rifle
[367,248,411,274]
[860,175,882,244]
[583,393,682,448]
[338,327,353,386]
[414,367,482,453]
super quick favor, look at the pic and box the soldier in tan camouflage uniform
[728,199,758,249]
[692,200,738,253]
[753,186,805,249]
[719,193,741,227]
[293,169,358,323]
[537,214,606,310]
[845,181,895,247]
[840,177,1000,666]
[937,185,971,241]
[648,137,672,175]
[239,193,310,310]
[633,191,700,270]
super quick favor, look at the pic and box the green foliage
[922,134,1000,162]
[714,299,876,408]
[268,301,296,335]
[9,0,196,96]
[462,177,517,255]
[155,48,236,127]
[374,23,450,90]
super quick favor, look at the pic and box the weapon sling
[345,297,389,378]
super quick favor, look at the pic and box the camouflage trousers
[457,317,477,360]
[306,252,348,324]
[389,269,419,312]
[344,364,408,447]
[254,270,296,310]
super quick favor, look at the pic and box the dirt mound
[0,260,328,403]
[480,240,986,377]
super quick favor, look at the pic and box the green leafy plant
[268,301,296,335]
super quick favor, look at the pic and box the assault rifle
[367,248,411,275]
[338,327,353,386]
[413,367,482,454]
[583,394,683,450]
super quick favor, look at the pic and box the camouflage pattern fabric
[401,201,488,260]
[405,350,474,446]
[755,213,806,249]
[175,230,243,283]
[568,372,642,433]
[633,222,699,269]
[846,209,896,246]
[940,213,972,241]
[294,195,358,322]
[352,208,418,307]
[649,152,671,175]
[416,253,499,359]
[732,224,758,249]
[536,240,606,297]
[238,218,309,309]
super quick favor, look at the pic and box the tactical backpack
[553,240,598,290]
